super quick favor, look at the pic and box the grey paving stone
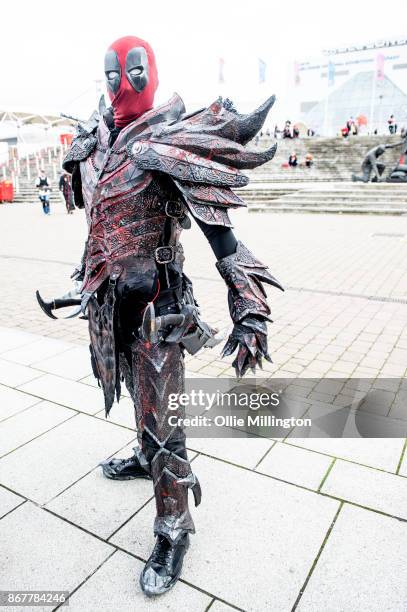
[111,454,339,611]
[0,401,74,457]
[95,396,136,430]
[0,502,112,609]
[286,437,405,472]
[209,602,236,612]
[399,450,407,477]
[47,443,197,539]
[0,414,134,504]
[0,485,24,518]
[297,504,407,612]
[78,374,99,388]
[18,373,105,414]
[322,459,407,519]
[33,345,93,380]
[256,442,332,490]
[46,465,153,540]
[187,437,274,469]
[67,550,212,611]
[2,337,73,366]
[0,358,42,387]
[0,327,39,353]
[209,600,235,612]
[0,384,40,421]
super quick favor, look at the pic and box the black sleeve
[71,164,85,208]
[194,217,237,260]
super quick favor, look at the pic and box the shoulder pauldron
[62,111,100,173]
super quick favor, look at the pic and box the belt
[155,244,183,264]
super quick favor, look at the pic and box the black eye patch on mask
[125,47,149,92]
[104,49,121,95]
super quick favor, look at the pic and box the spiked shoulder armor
[126,94,277,226]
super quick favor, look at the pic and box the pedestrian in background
[59,170,74,214]
[305,152,314,168]
[388,115,397,134]
[288,152,298,167]
[35,169,51,215]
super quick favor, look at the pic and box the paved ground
[0,198,406,611]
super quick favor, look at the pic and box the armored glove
[216,242,283,376]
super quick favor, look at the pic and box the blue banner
[328,61,335,86]
[258,58,266,84]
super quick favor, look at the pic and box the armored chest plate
[79,121,173,293]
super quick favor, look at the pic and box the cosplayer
[36,36,282,596]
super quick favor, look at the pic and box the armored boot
[140,532,190,597]
[129,337,201,595]
[99,446,152,480]
[139,435,201,596]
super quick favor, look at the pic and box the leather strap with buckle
[109,263,123,285]
[155,245,180,264]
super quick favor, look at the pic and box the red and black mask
[104,36,159,128]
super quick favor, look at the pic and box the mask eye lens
[107,71,119,80]
[129,67,143,77]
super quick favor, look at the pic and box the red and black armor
[56,35,283,597]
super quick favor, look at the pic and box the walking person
[35,169,51,215]
[59,170,74,214]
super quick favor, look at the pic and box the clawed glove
[222,315,271,377]
[216,242,283,377]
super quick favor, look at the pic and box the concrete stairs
[241,182,407,214]
[238,134,406,213]
[1,136,406,214]
[0,145,66,206]
[248,134,404,183]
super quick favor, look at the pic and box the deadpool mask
[104,36,159,128]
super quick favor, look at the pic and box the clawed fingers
[221,320,273,377]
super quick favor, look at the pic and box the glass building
[295,39,407,135]
[304,71,407,135]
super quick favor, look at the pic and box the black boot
[99,447,152,480]
[140,533,190,596]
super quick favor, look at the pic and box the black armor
[38,34,283,597]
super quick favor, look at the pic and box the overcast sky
[1,0,404,123]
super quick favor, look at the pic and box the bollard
[53,163,57,180]
[48,149,52,164]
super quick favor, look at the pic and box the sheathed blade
[35,290,57,320]
[62,305,83,319]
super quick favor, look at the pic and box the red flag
[376,53,385,80]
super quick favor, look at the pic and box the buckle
[109,264,122,284]
[165,200,184,218]
[155,246,175,264]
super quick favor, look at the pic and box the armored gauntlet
[216,241,283,376]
